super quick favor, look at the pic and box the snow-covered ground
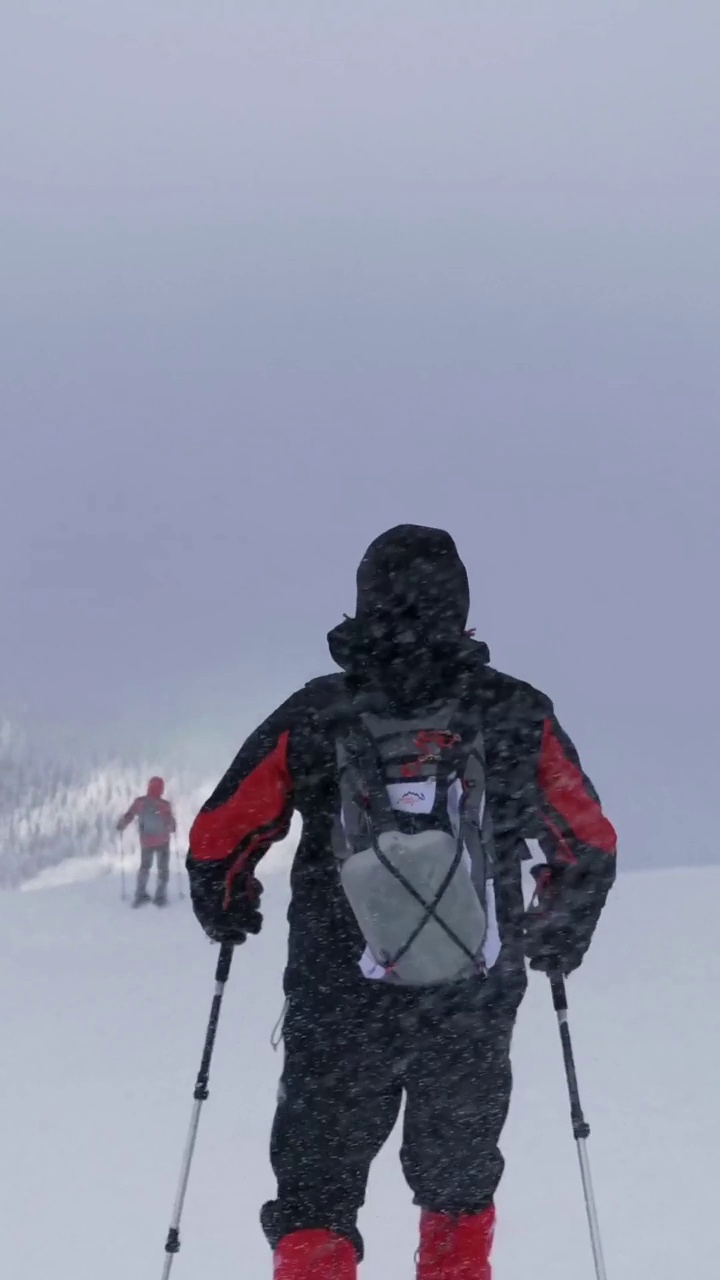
[1,851,717,1279]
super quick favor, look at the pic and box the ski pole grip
[549,970,568,1013]
[215,942,234,985]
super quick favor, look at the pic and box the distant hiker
[187,525,617,1280]
[117,776,176,907]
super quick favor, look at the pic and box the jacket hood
[328,524,488,706]
[354,523,470,632]
[147,776,165,799]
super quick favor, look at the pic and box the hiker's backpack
[331,697,499,987]
[138,798,169,840]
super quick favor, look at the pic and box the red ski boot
[417,1207,496,1280]
[274,1228,357,1280]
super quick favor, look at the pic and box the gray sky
[2,1,719,866]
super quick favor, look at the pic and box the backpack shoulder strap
[337,715,398,834]
[444,698,497,879]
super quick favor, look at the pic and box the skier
[117,776,176,907]
[187,525,617,1280]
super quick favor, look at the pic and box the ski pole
[174,837,185,901]
[549,972,608,1280]
[120,833,127,901]
[161,942,234,1278]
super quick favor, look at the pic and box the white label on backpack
[386,779,437,814]
[359,947,388,981]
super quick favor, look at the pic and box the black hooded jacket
[188,526,616,1003]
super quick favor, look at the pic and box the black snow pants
[261,970,525,1259]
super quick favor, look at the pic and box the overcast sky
[2,1,718,866]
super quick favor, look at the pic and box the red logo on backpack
[400,730,461,778]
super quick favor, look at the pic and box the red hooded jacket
[117,777,176,850]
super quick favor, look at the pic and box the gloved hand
[524,913,587,975]
[188,856,263,945]
[523,865,590,977]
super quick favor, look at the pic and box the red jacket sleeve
[117,798,141,833]
[188,708,295,887]
[532,711,617,940]
[537,714,617,869]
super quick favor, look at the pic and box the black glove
[187,856,263,945]
[524,912,587,975]
[523,865,593,977]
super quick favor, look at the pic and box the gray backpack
[331,697,496,987]
[138,798,169,839]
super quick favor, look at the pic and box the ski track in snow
[0,859,718,1279]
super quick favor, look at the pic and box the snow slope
[1,855,718,1279]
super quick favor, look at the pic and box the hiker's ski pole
[120,832,127,901]
[174,837,185,901]
[161,942,234,1279]
[549,971,608,1280]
